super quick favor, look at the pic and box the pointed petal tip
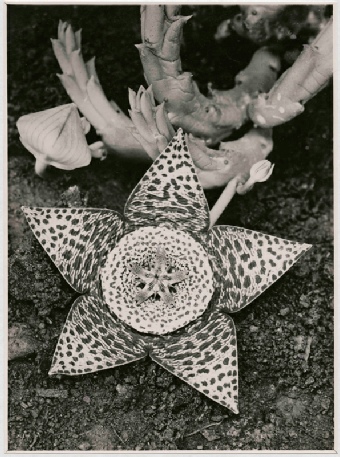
[174,127,184,142]
[228,391,239,414]
[21,206,30,218]
[48,367,57,376]
[48,366,67,377]
[21,205,38,218]
[48,360,63,376]
[296,241,312,257]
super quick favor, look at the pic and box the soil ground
[7,5,333,451]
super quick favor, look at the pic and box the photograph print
[7,3,334,451]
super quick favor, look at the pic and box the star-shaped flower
[22,129,311,413]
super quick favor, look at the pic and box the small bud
[249,160,274,183]
[89,141,107,161]
[236,160,274,195]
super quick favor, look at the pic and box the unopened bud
[89,141,107,160]
[249,160,274,183]
[236,160,274,195]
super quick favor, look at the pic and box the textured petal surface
[208,226,312,312]
[150,311,238,413]
[49,294,148,375]
[124,129,210,234]
[101,226,214,335]
[22,207,124,293]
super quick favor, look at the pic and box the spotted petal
[124,129,210,234]
[22,207,124,293]
[150,311,238,413]
[208,226,312,312]
[49,294,148,375]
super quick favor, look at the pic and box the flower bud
[89,141,107,161]
[236,160,274,195]
[249,160,274,183]
[17,104,92,176]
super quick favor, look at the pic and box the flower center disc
[101,226,214,335]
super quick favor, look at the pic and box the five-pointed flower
[22,129,311,413]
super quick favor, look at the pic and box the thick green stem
[197,128,273,189]
[52,21,145,158]
[139,6,281,145]
[248,18,333,127]
[209,177,240,227]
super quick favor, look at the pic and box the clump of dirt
[8,5,333,451]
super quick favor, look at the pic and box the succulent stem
[209,177,241,227]
[34,157,48,178]
[248,18,333,127]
